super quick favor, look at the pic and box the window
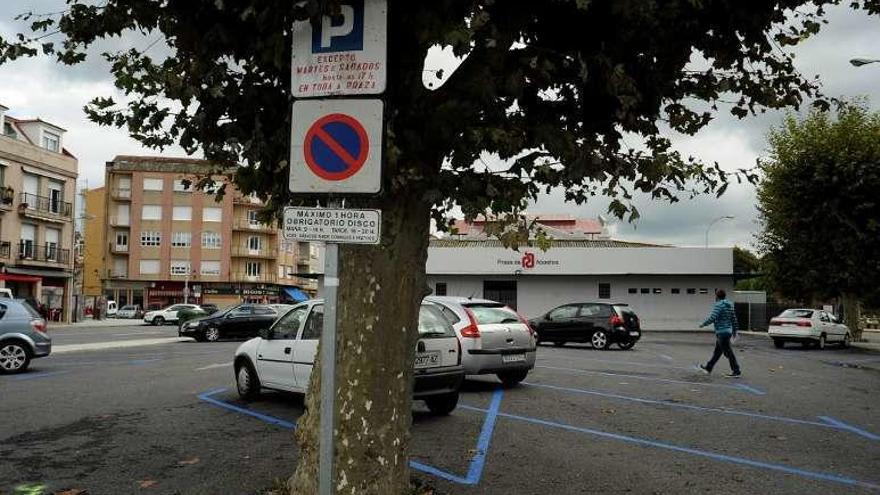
[687,288,697,295]
[42,131,60,152]
[598,283,611,299]
[273,306,308,339]
[640,288,650,294]
[248,210,260,226]
[172,206,192,221]
[142,205,162,220]
[580,304,612,317]
[230,305,253,318]
[203,207,222,222]
[45,228,61,260]
[170,261,190,276]
[139,259,160,275]
[699,288,709,294]
[278,264,286,278]
[437,305,461,325]
[173,179,191,192]
[254,306,276,316]
[246,261,262,277]
[653,288,662,294]
[628,288,637,294]
[140,231,161,247]
[171,232,191,247]
[200,261,221,276]
[116,204,130,226]
[112,258,127,277]
[48,181,63,213]
[248,235,263,251]
[435,282,447,296]
[143,178,163,191]
[549,305,579,320]
[671,288,681,294]
[202,232,221,249]
[115,232,129,251]
[419,306,455,337]
[302,305,324,340]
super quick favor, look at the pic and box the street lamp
[850,58,880,67]
[705,215,734,247]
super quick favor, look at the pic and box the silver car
[0,299,51,374]
[424,296,536,386]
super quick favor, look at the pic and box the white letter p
[321,6,354,48]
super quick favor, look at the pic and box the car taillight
[770,318,782,325]
[31,319,47,333]
[797,320,812,327]
[460,308,480,338]
[609,315,624,327]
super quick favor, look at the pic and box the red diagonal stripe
[313,127,359,169]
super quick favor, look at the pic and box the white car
[143,304,200,326]
[117,304,141,319]
[233,300,465,415]
[424,296,537,386]
[768,308,851,349]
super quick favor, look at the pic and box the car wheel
[204,327,221,342]
[553,341,566,347]
[236,361,261,400]
[773,338,784,349]
[425,392,459,415]
[497,369,528,387]
[842,333,851,348]
[817,334,826,350]
[617,340,636,350]
[0,341,31,374]
[154,316,165,326]
[591,330,610,350]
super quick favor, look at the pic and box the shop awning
[5,267,72,279]
[0,273,41,282]
[283,287,309,302]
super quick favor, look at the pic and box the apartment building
[0,104,78,322]
[83,155,316,311]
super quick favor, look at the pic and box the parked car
[0,299,50,374]
[143,304,200,326]
[233,301,464,414]
[768,308,850,349]
[269,304,297,315]
[199,304,220,315]
[0,288,13,299]
[106,300,118,318]
[180,304,280,342]
[529,302,642,350]
[117,304,142,319]
[424,296,536,386]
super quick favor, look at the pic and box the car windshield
[121,306,136,311]
[418,305,455,336]
[779,309,814,319]
[465,304,521,325]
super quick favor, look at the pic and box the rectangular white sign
[291,0,387,97]
[283,207,381,245]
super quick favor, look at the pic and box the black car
[179,304,279,342]
[530,302,641,350]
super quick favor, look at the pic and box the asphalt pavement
[1,326,878,494]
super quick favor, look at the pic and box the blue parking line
[522,382,878,441]
[457,405,880,491]
[9,370,70,381]
[536,365,765,395]
[197,387,504,486]
[819,416,880,441]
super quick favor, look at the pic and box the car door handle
[284,347,291,354]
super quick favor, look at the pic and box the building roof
[9,117,67,132]
[452,214,605,240]
[107,155,233,174]
[430,238,667,248]
[111,155,211,165]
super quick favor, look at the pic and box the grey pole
[319,240,340,495]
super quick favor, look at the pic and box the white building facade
[426,239,734,330]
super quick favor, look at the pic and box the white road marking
[195,362,233,371]
[53,337,188,354]
[112,332,165,336]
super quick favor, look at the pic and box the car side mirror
[258,327,271,340]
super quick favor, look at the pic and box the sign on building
[289,99,383,194]
[283,207,381,245]
[291,0,387,98]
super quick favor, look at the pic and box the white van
[106,300,118,317]
[0,288,13,299]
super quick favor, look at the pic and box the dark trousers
[706,333,740,373]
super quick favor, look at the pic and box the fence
[734,302,802,331]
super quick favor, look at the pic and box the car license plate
[415,351,440,369]
[502,353,526,364]
[629,331,640,336]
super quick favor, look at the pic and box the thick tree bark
[288,193,431,495]
[841,293,862,341]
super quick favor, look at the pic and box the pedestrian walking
[698,289,741,378]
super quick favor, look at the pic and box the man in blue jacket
[698,289,741,378]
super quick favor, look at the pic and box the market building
[83,156,316,312]
[0,103,78,322]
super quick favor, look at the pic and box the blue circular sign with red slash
[303,113,369,181]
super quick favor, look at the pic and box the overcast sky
[1,2,878,248]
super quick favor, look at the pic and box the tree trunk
[842,292,862,341]
[288,193,431,495]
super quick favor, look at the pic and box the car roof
[424,296,500,305]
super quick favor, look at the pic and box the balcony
[18,192,73,221]
[233,195,262,206]
[16,243,71,265]
[231,272,277,284]
[111,188,132,201]
[231,246,278,259]
[0,187,14,210]
[0,241,9,258]
[110,243,130,254]
[233,218,278,234]
[109,217,131,227]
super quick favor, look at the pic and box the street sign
[291,0,387,97]
[290,99,383,194]
[283,207,381,245]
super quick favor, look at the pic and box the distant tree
[3,1,879,493]
[733,246,769,291]
[758,102,880,339]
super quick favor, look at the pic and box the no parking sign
[289,99,383,194]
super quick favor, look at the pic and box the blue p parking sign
[312,0,365,53]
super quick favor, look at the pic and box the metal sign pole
[319,238,340,495]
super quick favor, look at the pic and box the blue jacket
[701,299,738,335]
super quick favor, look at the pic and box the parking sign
[291,0,387,97]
